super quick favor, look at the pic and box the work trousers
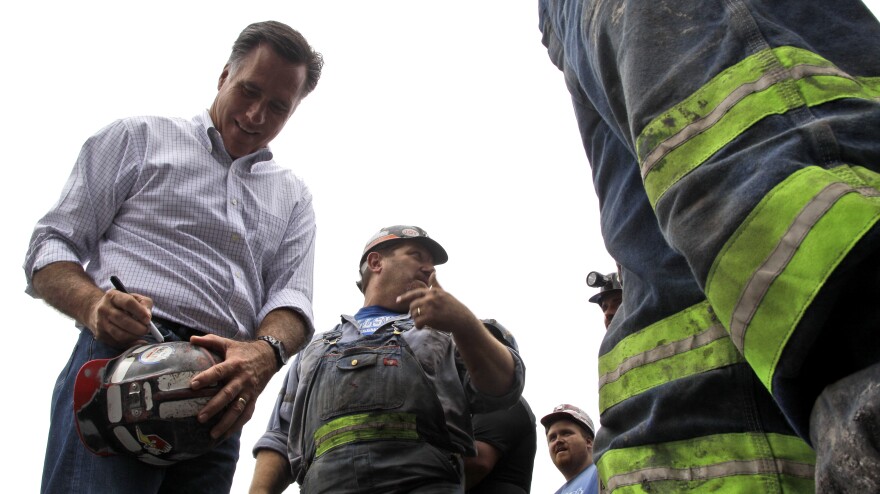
[539,0,880,491]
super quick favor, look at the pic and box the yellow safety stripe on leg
[313,412,419,458]
[597,432,815,493]
[636,45,880,208]
[707,165,880,391]
[598,301,744,413]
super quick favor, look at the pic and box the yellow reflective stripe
[599,301,716,374]
[313,412,419,457]
[598,302,744,413]
[606,470,815,493]
[707,165,880,390]
[637,46,835,162]
[610,477,815,494]
[636,45,880,207]
[598,432,815,493]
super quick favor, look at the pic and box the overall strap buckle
[322,329,343,345]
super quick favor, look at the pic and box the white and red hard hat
[73,341,224,466]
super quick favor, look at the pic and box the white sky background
[3,1,878,492]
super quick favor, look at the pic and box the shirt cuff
[467,347,527,414]
[252,430,290,459]
[23,238,83,297]
[258,289,315,341]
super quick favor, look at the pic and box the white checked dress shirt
[24,111,315,340]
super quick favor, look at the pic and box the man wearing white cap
[542,404,599,494]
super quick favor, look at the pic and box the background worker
[464,397,537,493]
[542,404,599,494]
[464,333,536,494]
[585,271,622,329]
[250,225,525,493]
[539,0,880,491]
[24,21,323,494]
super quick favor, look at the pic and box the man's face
[376,241,435,309]
[209,43,307,159]
[546,419,593,478]
[599,290,622,329]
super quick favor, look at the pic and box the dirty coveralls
[255,315,525,493]
[539,0,880,491]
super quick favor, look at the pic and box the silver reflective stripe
[606,457,816,491]
[599,323,727,387]
[729,182,855,350]
[640,64,852,179]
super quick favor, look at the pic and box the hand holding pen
[110,276,165,342]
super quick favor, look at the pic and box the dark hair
[228,20,324,96]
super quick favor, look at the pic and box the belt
[151,317,206,341]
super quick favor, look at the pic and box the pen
[109,276,165,342]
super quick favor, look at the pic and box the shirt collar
[341,311,410,327]
[194,110,274,169]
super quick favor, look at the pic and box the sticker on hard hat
[139,345,175,364]
[136,426,173,456]
[160,397,212,419]
[158,371,198,391]
[401,228,419,237]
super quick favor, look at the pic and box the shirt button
[231,233,240,241]
[231,199,238,206]
[351,359,358,366]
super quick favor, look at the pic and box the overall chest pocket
[318,344,405,421]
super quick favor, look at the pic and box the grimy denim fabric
[42,330,240,494]
[539,0,880,487]
[298,327,462,493]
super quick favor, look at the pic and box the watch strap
[257,335,287,369]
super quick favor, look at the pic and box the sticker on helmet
[110,358,136,384]
[136,426,172,456]
[401,228,419,237]
[139,345,175,364]
[159,397,212,419]
[158,371,198,392]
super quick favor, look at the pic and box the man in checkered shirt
[25,20,323,494]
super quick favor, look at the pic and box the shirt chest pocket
[247,208,286,262]
[318,347,405,421]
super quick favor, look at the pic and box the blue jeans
[41,330,240,494]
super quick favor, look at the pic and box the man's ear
[217,64,231,91]
[367,251,383,273]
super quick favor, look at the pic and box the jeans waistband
[151,317,206,341]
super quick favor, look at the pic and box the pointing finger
[428,271,441,290]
